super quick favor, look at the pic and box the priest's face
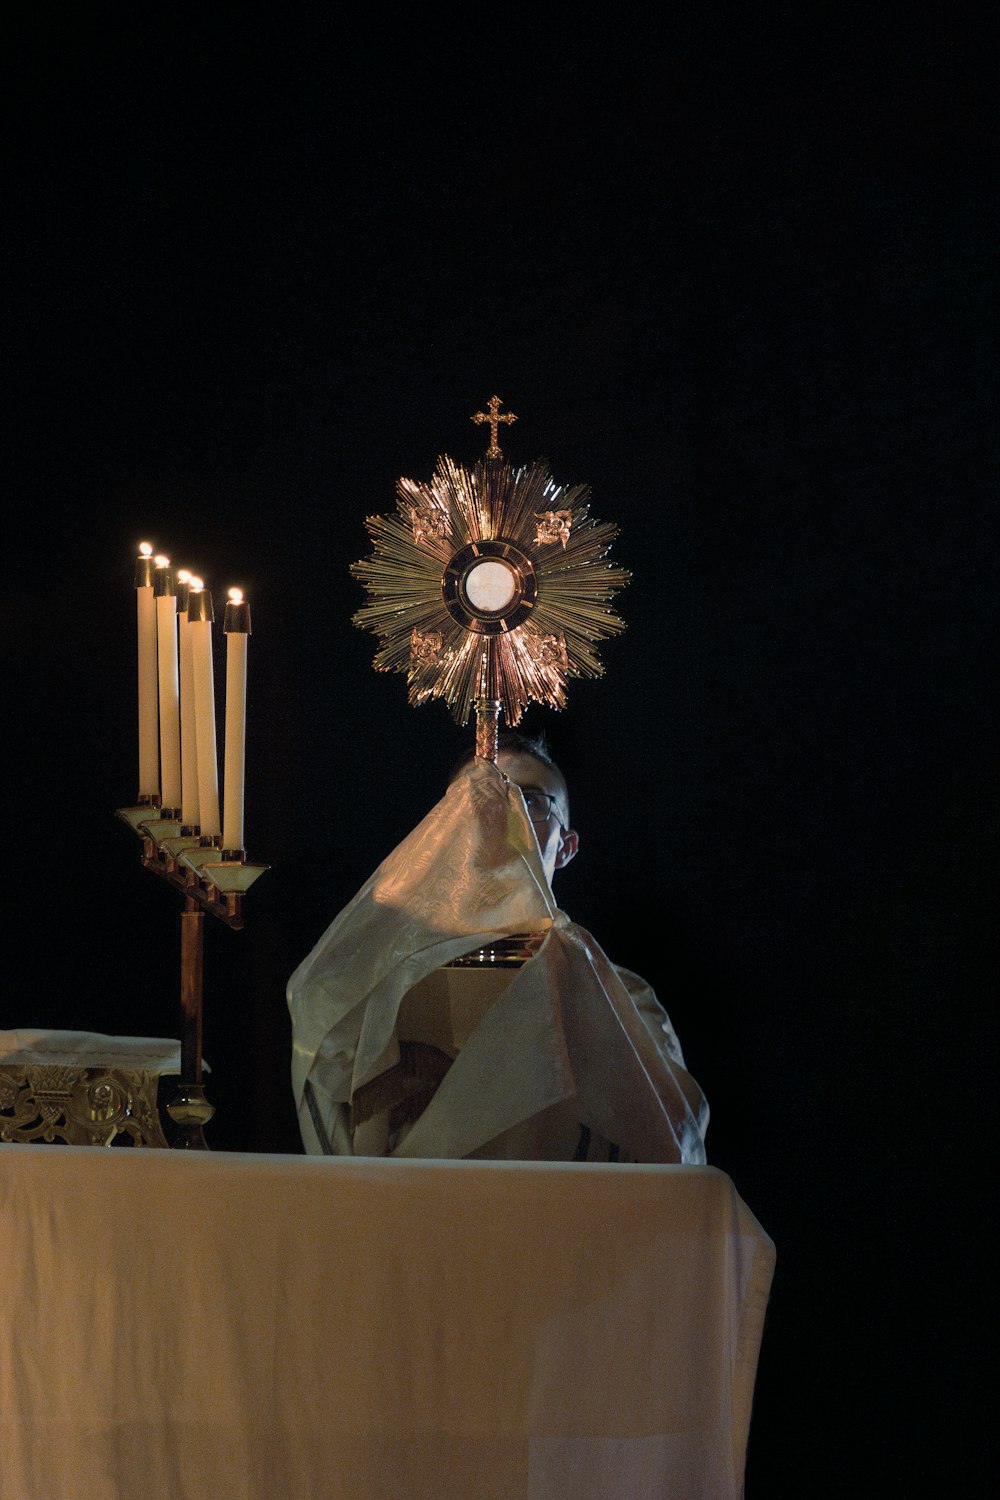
[496,750,579,884]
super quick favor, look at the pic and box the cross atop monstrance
[471,395,517,459]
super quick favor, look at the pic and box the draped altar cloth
[288,759,708,1162]
[0,1029,184,1071]
[0,1145,774,1500]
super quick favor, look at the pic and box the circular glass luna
[442,539,538,634]
[464,559,518,613]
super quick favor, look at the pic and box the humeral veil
[288,759,708,1163]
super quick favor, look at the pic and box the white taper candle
[153,557,181,814]
[222,588,251,854]
[135,543,159,800]
[188,583,221,839]
[176,571,200,829]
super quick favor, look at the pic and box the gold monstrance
[351,398,630,761]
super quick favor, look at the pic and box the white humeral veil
[288,759,708,1163]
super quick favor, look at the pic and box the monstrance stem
[474,641,501,763]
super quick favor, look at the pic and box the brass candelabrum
[116,795,269,1148]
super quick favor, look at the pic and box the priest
[287,735,708,1163]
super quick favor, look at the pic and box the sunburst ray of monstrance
[351,398,630,762]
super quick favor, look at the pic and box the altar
[0,1145,773,1499]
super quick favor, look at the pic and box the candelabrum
[116,796,268,1148]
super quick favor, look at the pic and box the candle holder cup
[138,813,184,841]
[177,841,223,873]
[202,858,269,896]
[114,793,161,833]
[161,831,203,858]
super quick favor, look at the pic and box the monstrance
[351,398,630,761]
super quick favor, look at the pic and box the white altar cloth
[0,1146,773,1499]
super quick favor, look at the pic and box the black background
[6,8,995,1492]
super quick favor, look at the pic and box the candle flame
[228,587,244,604]
[154,554,170,568]
[177,569,191,584]
[189,575,204,591]
[139,541,154,557]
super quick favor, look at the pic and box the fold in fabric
[288,760,708,1163]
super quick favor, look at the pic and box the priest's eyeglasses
[520,789,564,827]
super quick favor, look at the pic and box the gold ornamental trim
[0,1064,170,1148]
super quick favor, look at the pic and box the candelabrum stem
[168,898,212,1148]
[180,900,204,1085]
